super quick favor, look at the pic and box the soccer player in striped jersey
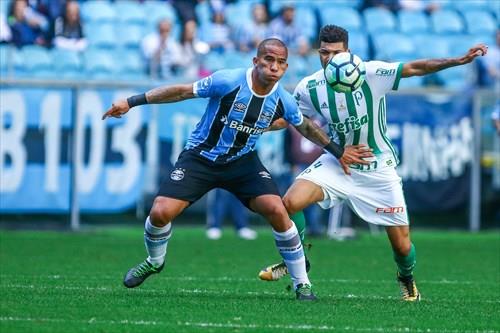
[258,25,488,301]
[102,38,372,300]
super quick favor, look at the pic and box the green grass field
[1,226,499,333]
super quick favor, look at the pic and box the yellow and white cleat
[397,273,421,302]
[258,262,288,281]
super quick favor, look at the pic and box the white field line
[0,316,498,333]
[1,283,500,304]
[0,274,494,286]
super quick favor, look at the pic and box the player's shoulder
[365,60,401,77]
[295,69,325,92]
[211,68,246,86]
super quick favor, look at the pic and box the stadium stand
[0,0,497,90]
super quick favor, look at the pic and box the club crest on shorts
[170,168,185,181]
[259,171,272,179]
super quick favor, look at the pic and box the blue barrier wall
[0,86,473,213]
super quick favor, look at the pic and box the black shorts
[157,149,280,207]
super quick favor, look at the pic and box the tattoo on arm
[404,58,461,77]
[145,84,195,104]
[294,117,330,146]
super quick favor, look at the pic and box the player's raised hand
[339,144,374,175]
[460,44,488,64]
[102,99,130,120]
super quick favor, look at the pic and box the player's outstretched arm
[402,44,488,78]
[294,117,373,174]
[102,83,195,120]
[264,118,289,132]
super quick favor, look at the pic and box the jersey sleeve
[293,78,319,120]
[193,70,232,98]
[281,90,304,127]
[365,61,404,95]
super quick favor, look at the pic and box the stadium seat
[84,50,116,79]
[223,50,253,68]
[413,34,449,58]
[320,7,362,32]
[285,55,309,81]
[372,33,415,62]
[80,1,116,24]
[85,23,116,49]
[437,65,472,89]
[312,0,361,10]
[21,46,55,78]
[431,10,464,34]
[0,45,15,77]
[349,31,369,61]
[451,0,489,12]
[116,52,148,80]
[195,1,212,27]
[52,49,83,79]
[398,10,430,34]
[293,6,317,43]
[204,52,226,73]
[225,1,254,29]
[117,25,144,50]
[363,7,397,33]
[463,10,497,35]
[114,1,147,26]
[143,1,178,36]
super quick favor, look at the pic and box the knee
[394,241,412,257]
[149,198,172,227]
[282,195,299,215]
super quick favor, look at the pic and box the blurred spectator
[267,5,309,56]
[172,0,198,24]
[206,189,257,240]
[177,19,210,80]
[202,10,233,53]
[8,0,50,47]
[141,18,183,79]
[493,107,500,136]
[284,124,324,236]
[360,0,401,12]
[0,14,12,43]
[235,3,269,53]
[478,30,500,88]
[399,0,440,13]
[53,0,86,51]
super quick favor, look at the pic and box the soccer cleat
[397,273,421,302]
[237,227,258,240]
[258,258,311,281]
[295,283,317,301]
[123,260,164,288]
[206,227,222,240]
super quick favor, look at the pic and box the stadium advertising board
[0,87,472,213]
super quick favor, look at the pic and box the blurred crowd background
[0,0,499,89]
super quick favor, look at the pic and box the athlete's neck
[251,69,275,95]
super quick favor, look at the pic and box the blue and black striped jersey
[186,68,304,164]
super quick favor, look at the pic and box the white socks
[144,216,172,266]
[273,223,310,288]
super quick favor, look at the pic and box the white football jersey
[293,61,403,171]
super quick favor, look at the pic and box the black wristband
[323,141,344,159]
[126,93,148,108]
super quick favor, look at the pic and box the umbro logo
[321,102,328,109]
[234,102,247,112]
[259,171,272,179]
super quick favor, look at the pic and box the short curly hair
[319,25,349,48]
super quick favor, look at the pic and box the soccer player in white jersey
[258,25,488,301]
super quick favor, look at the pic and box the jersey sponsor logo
[233,102,247,112]
[229,120,265,135]
[375,68,396,76]
[306,79,326,89]
[330,114,368,134]
[170,168,185,181]
[375,206,405,214]
[197,76,212,90]
[259,171,272,179]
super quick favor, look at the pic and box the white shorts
[296,154,409,226]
